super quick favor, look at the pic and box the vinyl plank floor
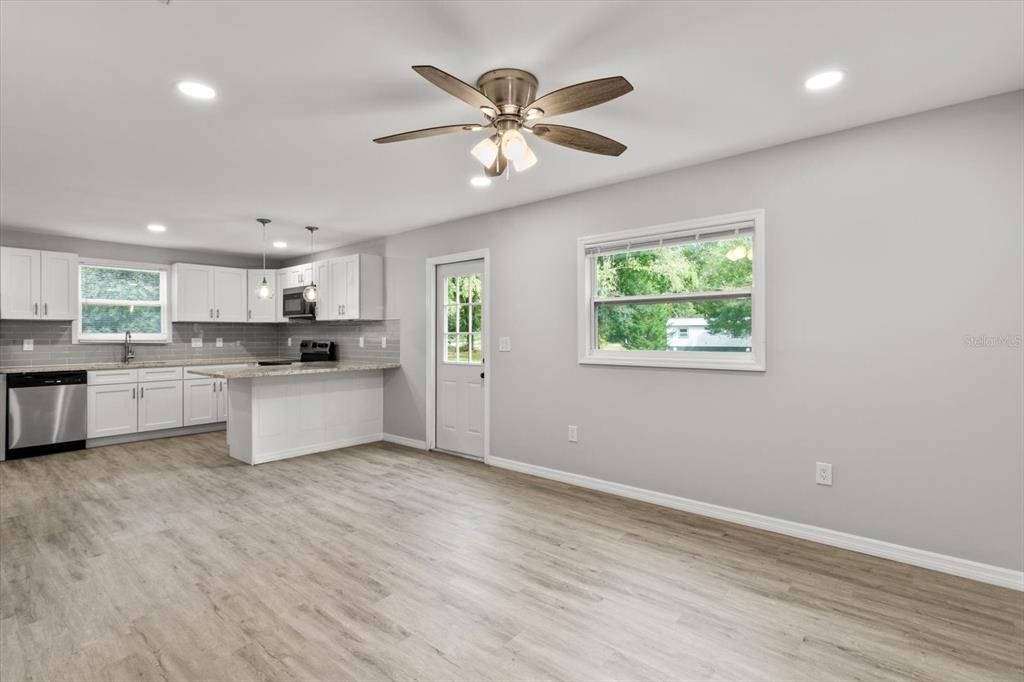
[0,432,1021,681]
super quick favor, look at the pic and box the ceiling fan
[373,66,633,177]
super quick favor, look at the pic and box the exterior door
[435,260,484,458]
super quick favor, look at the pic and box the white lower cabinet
[87,384,138,438]
[138,380,183,432]
[183,378,219,426]
[216,380,228,421]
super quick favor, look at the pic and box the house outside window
[77,262,170,343]
[578,209,765,371]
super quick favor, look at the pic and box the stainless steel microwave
[282,286,316,319]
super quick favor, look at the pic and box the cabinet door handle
[132,387,136,399]
[212,383,216,394]
[247,309,252,320]
[140,386,145,399]
[34,303,39,316]
[216,308,220,318]
[341,304,346,315]
[338,305,341,315]
[43,303,47,316]
[209,308,213,319]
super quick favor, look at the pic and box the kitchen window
[578,209,765,371]
[76,261,170,343]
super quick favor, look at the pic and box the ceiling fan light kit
[374,66,633,180]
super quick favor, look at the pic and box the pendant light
[302,226,319,302]
[254,218,273,300]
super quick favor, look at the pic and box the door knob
[480,372,485,379]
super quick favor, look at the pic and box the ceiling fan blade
[373,123,483,144]
[527,76,633,118]
[531,124,627,156]
[412,65,498,113]
[484,151,508,177]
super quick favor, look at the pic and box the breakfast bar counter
[192,361,400,465]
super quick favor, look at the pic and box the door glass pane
[446,334,459,362]
[471,305,482,337]
[458,304,469,334]
[446,277,458,305]
[446,306,457,332]
[469,334,481,363]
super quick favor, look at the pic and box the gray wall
[380,92,1024,570]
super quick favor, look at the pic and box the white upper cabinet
[0,247,78,320]
[172,263,214,321]
[213,267,246,322]
[247,269,277,322]
[315,254,383,321]
[171,264,248,322]
[279,263,312,289]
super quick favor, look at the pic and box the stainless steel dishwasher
[6,371,87,459]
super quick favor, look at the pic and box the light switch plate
[22,339,34,351]
[215,338,223,348]
[191,337,203,348]
[359,336,365,348]
[499,336,511,352]
[381,336,387,349]
[287,337,292,347]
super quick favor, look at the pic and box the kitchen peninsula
[190,360,399,465]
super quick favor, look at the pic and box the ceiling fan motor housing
[477,68,538,124]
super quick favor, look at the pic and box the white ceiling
[1,1,1021,256]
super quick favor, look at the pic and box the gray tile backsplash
[0,319,399,369]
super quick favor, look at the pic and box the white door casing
[434,259,485,458]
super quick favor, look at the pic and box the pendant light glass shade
[302,225,319,303]
[255,218,274,300]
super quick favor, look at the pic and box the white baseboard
[486,456,1024,592]
[382,433,428,450]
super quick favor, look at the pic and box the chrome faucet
[122,330,135,364]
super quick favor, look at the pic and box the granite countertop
[188,361,401,379]
[0,357,294,375]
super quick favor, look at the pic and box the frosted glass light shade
[470,135,499,167]
[302,284,318,302]
[501,129,529,163]
[512,145,537,172]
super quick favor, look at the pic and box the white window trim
[577,209,766,372]
[74,258,171,344]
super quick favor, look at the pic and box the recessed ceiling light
[146,223,167,233]
[177,80,217,100]
[272,241,287,248]
[804,70,844,91]
[470,176,492,188]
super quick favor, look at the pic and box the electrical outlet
[215,338,223,348]
[568,425,578,442]
[815,462,833,486]
[381,336,387,349]
[191,337,203,348]
[287,337,292,347]
[499,336,511,352]
[22,339,33,351]
[359,336,365,348]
